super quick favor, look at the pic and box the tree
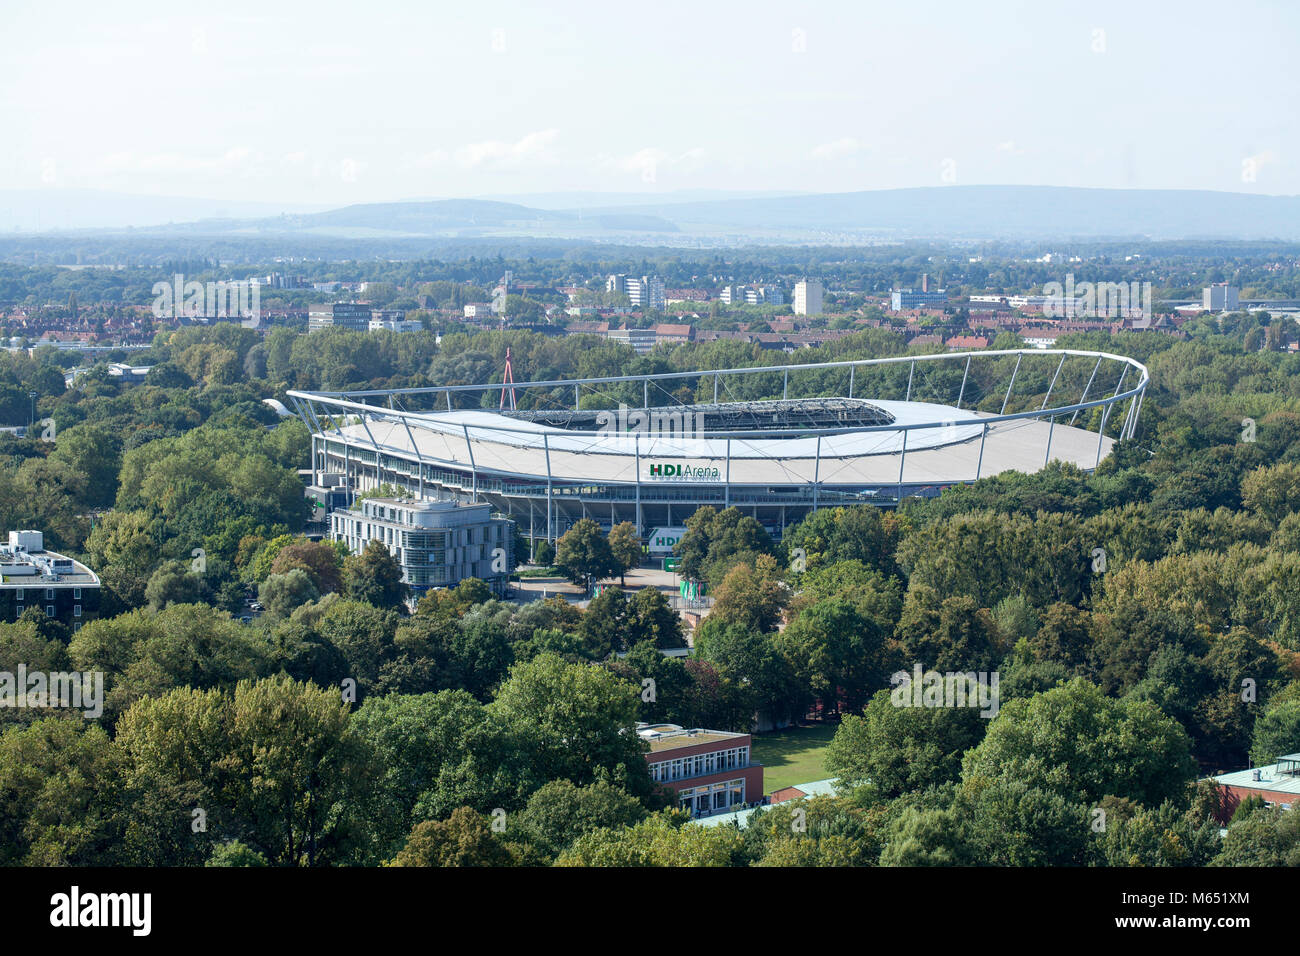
[389,807,513,867]
[225,677,376,865]
[556,811,747,866]
[1250,696,1300,767]
[270,539,344,595]
[709,554,788,633]
[607,522,642,585]
[675,506,775,587]
[489,652,652,798]
[577,586,631,658]
[783,505,896,575]
[827,690,985,797]
[343,540,409,608]
[533,539,556,567]
[628,587,685,650]
[895,587,1001,674]
[1241,462,1300,523]
[693,619,805,727]
[69,603,272,724]
[879,806,971,866]
[517,779,648,859]
[206,840,268,867]
[0,719,124,866]
[962,678,1197,807]
[259,568,320,619]
[349,691,527,852]
[145,560,211,611]
[774,598,895,716]
[1212,805,1300,866]
[554,518,619,596]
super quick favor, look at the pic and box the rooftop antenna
[500,347,517,411]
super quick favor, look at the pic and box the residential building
[620,275,666,311]
[0,530,100,628]
[652,323,693,344]
[369,310,423,332]
[639,723,764,818]
[891,290,948,311]
[463,303,495,319]
[1210,756,1300,821]
[793,279,824,316]
[666,289,709,303]
[329,497,514,595]
[308,302,373,332]
[1203,283,1240,312]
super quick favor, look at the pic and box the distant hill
[10,186,1299,243]
[581,186,1300,241]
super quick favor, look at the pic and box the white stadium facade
[287,349,1148,547]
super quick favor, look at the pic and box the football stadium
[287,348,1148,548]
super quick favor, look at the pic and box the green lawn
[751,723,838,795]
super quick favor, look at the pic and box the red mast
[500,347,517,411]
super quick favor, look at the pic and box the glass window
[73,588,81,599]
[74,605,81,617]
[46,605,55,617]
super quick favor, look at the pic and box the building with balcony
[639,723,763,818]
[329,497,514,595]
[0,530,100,629]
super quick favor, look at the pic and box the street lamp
[28,391,37,429]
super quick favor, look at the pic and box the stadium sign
[647,526,686,555]
[646,461,721,481]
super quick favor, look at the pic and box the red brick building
[639,723,764,818]
[1211,755,1300,822]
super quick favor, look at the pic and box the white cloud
[810,137,864,160]
[98,147,261,175]
[454,128,559,169]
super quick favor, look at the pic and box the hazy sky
[3,0,1297,204]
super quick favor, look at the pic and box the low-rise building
[1211,756,1300,821]
[329,497,514,595]
[639,723,764,818]
[0,530,100,629]
[607,326,657,354]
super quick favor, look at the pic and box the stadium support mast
[500,347,517,411]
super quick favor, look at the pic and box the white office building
[329,498,514,594]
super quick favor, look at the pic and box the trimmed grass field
[751,723,838,795]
